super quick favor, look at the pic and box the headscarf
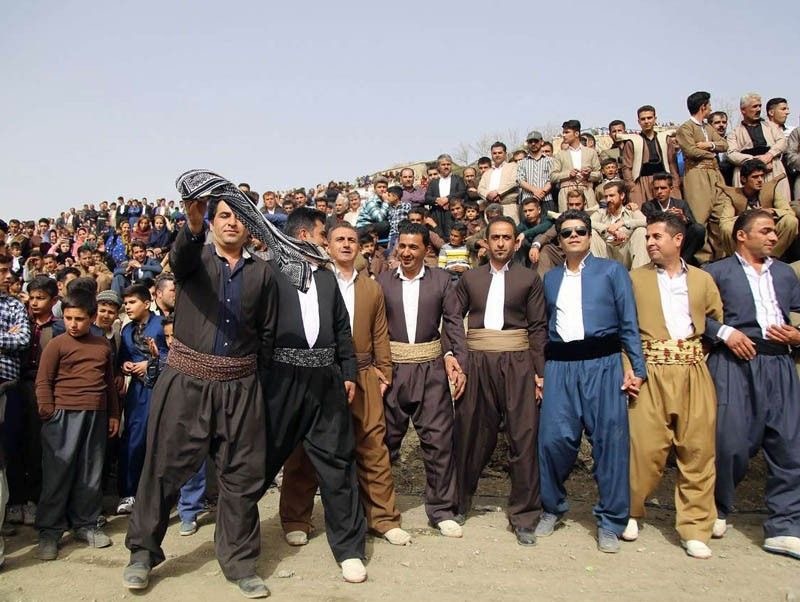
[175,169,328,293]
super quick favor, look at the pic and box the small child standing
[34,290,120,560]
[463,201,483,237]
[438,221,471,280]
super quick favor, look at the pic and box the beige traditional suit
[590,207,649,269]
[550,146,601,212]
[478,162,520,222]
[676,119,728,228]
[710,174,797,258]
[628,264,722,542]
[619,132,682,204]
[727,120,791,201]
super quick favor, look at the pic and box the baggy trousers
[383,358,459,524]
[539,354,629,535]
[708,351,800,538]
[3,380,42,505]
[125,367,266,580]
[280,363,401,536]
[265,362,366,563]
[454,350,541,529]
[118,380,152,498]
[35,409,107,541]
[629,362,717,542]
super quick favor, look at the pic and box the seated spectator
[131,217,152,245]
[111,241,162,294]
[515,198,554,266]
[438,222,471,279]
[595,158,621,206]
[76,244,112,291]
[463,201,483,236]
[590,181,649,269]
[147,215,171,256]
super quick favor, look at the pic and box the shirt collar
[334,265,357,285]
[565,253,590,275]
[397,265,425,282]
[213,245,251,261]
[489,261,511,275]
[655,259,688,275]
[690,116,705,126]
[735,252,773,272]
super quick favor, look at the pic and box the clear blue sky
[2,0,798,220]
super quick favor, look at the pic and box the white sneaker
[682,539,712,559]
[341,558,367,583]
[285,530,308,546]
[5,505,23,524]
[711,518,728,539]
[621,518,639,542]
[763,536,800,560]
[436,519,463,538]
[22,501,37,526]
[116,497,135,515]
[383,527,412,546]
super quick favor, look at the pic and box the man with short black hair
[550,120,601,212]
[591,181,649,269]
[399,167,425,207]
[767,97,791,131]
[600,120,627,164]
[478,142,521,222]
[708,111,735,186]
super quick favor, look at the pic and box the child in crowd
[34,290,120,560]
[595,158,621,207]
[463,201,483,236]
[116,284,166,515]
[145,316,208,536]
[449,198,466,222]
[5,276,58,527]
[438,222,471,279]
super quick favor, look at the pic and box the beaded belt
[167,339,257,381]
[642,338,704,365]
[389,339,442,364]
[273,347,336,367]
[467,328,529,352]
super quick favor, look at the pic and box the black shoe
[514,527,537,547]
[36,538,59,561]
[453,514,466,526]
[234,575,270,599]
[122,562,151,590]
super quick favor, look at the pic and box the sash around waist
[545,334,621,361]
[390,339,442,364]
[167,338,257,381]
[466,328,529,352]
[642,338,705,365]
[273,347,336,367]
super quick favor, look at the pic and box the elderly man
[478,142,521,223]
[590,181,649,269]
[425,154,466,238]
[620,105,682,205]
[550,120,601,213]
[712,159,797,258]
[727,93,791,202]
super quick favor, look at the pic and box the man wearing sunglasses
[537,210,646,554]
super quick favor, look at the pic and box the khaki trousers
[628,361,717,542]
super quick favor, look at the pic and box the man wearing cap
[518,131,555,214]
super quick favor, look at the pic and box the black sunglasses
[559,227,589,239]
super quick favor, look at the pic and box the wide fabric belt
[273,347,336,367]
[167,338,256,381]
[642,338,704,365]
[390,339,442,364]
[545,334,621,361]
[467,328,529,352]
[355,352,374,370]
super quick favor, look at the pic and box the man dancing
[124,171,278,598]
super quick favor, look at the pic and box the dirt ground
[1,432,798,602]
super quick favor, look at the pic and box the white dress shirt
[484,262,509,330]
[736,253,785,337]
[656,262,694,340]
[297,266,320,348]
[555,256,587,342]
[488,164,504,192]
[438,175,451,198]
[398,266,425,343]
[335,267,357,332]
[568,146,582,170]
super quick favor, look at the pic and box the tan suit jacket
[550,146,602,186]
[478,162,519,205]
[629,263,722,342]
[727,120,789,196]
[352,272,393,385]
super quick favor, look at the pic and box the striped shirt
[517,154,554,205]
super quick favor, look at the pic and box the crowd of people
[0,90,799,598]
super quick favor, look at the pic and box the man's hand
[449,264,469,273]
[108,418,120,438]
[185,196,209,235]
[146,337,159,358]
[724,329,757,360]
[569,169,579,178]
[424,217,438,229]
[621,370,644,400]
[130,360,148,377]
[766,324,800,346]
[528,246,540,264]
[486,191,499,201]
[534,375,544,404]
[344,380,356,403]
[444,355,466,400]
[697,141,714,151]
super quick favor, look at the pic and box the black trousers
[264,362,366,563]
[35,409,106,540]
[4,379,42,504]
[125,367,266,581]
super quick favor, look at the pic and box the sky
[2,0,799,220]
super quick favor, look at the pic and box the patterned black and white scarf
[175,169,328,292]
